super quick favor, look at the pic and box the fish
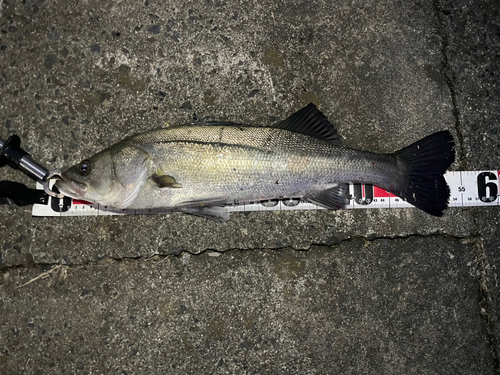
[55,104,455,221]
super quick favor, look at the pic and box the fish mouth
[54,174,88,201]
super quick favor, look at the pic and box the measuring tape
[31,170,500,216]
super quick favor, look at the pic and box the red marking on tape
[73,199,93,205]
[373,186,393,198]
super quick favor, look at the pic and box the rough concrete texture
[0,238,493,374]
[0,0,499,373]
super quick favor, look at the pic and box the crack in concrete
[432,0,468,171]
[306,231,480,250]
[0,231,478,270]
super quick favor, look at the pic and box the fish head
[55,143,152,208]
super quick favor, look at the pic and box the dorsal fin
[273,103,342,145]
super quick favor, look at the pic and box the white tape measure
[32,170,500,216]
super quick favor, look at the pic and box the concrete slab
[0,237,493,374]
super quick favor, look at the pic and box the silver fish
[55,104,455,220]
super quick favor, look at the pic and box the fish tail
[391,131,455,216]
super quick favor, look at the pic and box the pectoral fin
[151,175,183,188]
[179,206,230,223]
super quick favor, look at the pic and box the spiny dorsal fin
[152,174,183,188]
[273,103,342,145]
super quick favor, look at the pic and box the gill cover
[58,143,153,208]
[105,143,153,207]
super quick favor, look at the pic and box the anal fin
[306,184,350,210]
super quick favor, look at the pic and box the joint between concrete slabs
[473,233,500,373]
[432,0,468,171]
[0,231,480,270]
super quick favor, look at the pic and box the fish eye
[78,160,91,176]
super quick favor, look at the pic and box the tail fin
[392,131,455,217]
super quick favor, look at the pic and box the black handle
[0,135,28,169]
[0,135,49,181]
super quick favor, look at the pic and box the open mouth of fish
[54,174,88,201]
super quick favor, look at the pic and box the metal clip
[42,169,65,199]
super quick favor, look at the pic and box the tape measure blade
[32,170,500,216]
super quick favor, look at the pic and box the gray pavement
[0,0,499,373]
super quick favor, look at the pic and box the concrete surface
[0,0,499,373]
